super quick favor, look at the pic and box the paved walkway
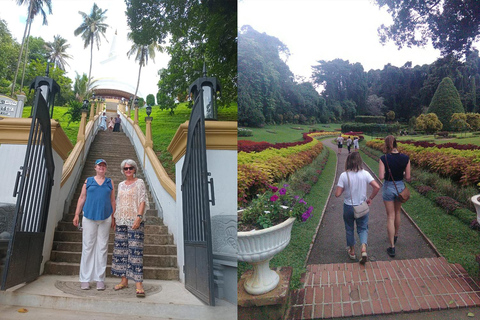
[288,139,480,319]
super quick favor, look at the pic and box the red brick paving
[287,257,480,319]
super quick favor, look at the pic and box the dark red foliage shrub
[402,140,480,151]
[435,196,461,213]
[416,185,433,195]
[470,219,480,231]
[238,133,314,153]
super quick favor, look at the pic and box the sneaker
[387,247,396,257]
[80,282,90,290]
[96,281,105,291]
[346,247,356,260]
[360,251,368,265]
[394,236,398,244]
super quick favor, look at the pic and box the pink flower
[270,195,279,202]
[271,186,279,193]
[279,188,287,195]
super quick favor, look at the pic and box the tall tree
[126,33,161,109]
[74,3,108,89]
[125,0,237,112]
[46,35,72,71]
[374,0,480,57]
[0,20,20,87]
[73,72,97,102]
[428,77,464,131]
[11,0,52,96]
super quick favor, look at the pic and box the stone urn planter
[471,195,480,224]
[237,217,295,295]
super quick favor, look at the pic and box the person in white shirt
[336,134,344,154]
[335,152,380,264]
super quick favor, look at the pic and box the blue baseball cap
[95,159,107,166]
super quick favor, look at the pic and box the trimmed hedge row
[355,115,385,124]
[341,123,400,134]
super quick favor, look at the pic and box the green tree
[125,0,237,111]
[74,3,108,88]
[386,110,395,121]
[73,72,97,102]
[146,94,155,106]
[22,59,74,106]
[428,77,464,131]
[126,33,161,110]
[415,113,443,134]
[450,113,470,135]
[374,0,480,56]
[0,20,20,86]
[11,0,52,96]
[63,100,83,125]
[366,94,386,116]
[466,113,480,131]
[46,35,72,71]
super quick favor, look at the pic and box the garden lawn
[24,103,237,179]
[363,132,480,146]
[238,146,337,289]
[360,143,480,282]
[243,123,342,143]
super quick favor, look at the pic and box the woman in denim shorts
[378,135,411,258]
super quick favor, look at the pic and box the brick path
[287,139,480,319]
[289,257,480,319]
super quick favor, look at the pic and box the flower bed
[366,139,480,187]
[238,133,328,204]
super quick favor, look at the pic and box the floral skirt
[111,223,144,282]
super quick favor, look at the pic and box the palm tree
[127,33,162,109]
[11,0,52,97]
[73,72,98,102]
[73,3,108,89]
[46,35,72,71]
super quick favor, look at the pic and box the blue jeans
[343,203,369,247]
[382,180,406,201]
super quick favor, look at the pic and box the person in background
[108,117,114,132]
[336,133,344,154]
[112,159,150,298]
[378,135,411,258]
[335,152,380,264]
[99,112,107,131]
[346,136,353,154]
[113,114,121,132]
[73,159,115,291]
[353,136,360,152]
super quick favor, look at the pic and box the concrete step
[52,241,177,255]
[44,262,179,280]
[63,212,161,224]
[0,275,235,320]
[55,221,168,233]
[54,231,174,245]
[50,251,178,267]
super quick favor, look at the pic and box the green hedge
[355,115,385,124]
[341,122,400,134]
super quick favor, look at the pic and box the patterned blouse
[114,179,149,226]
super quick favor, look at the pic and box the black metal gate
[1,87,55,290]
[181,89,215,306]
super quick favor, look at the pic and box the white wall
[0,145,28,204]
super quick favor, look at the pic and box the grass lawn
[238,146,337,289]
[359,140,480,281]
[240,123,341,143]
[24,102,237,178]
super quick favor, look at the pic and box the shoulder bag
[347,172,369,218]
[384,154,410,203]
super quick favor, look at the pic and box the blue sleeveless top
[83,176,113,220]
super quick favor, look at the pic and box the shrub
[238,127,253,137]
[435,196,461,214]
[416,185,433,195]
[428,77,464,131]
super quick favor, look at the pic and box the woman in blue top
[378,135,411,258]
[73,159,116,290]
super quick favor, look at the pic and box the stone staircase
[44,124,179,280]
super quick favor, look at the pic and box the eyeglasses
[123,167,135,171]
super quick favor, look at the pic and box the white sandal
[346,247,356,260]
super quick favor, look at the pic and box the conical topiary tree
[428,77,464,131]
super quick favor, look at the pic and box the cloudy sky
[2,0,170,98]
[238,0,444,82]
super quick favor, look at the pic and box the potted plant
[238,184,313,295]
[471,192,480,224]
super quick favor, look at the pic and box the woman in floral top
[111,159,149,297]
